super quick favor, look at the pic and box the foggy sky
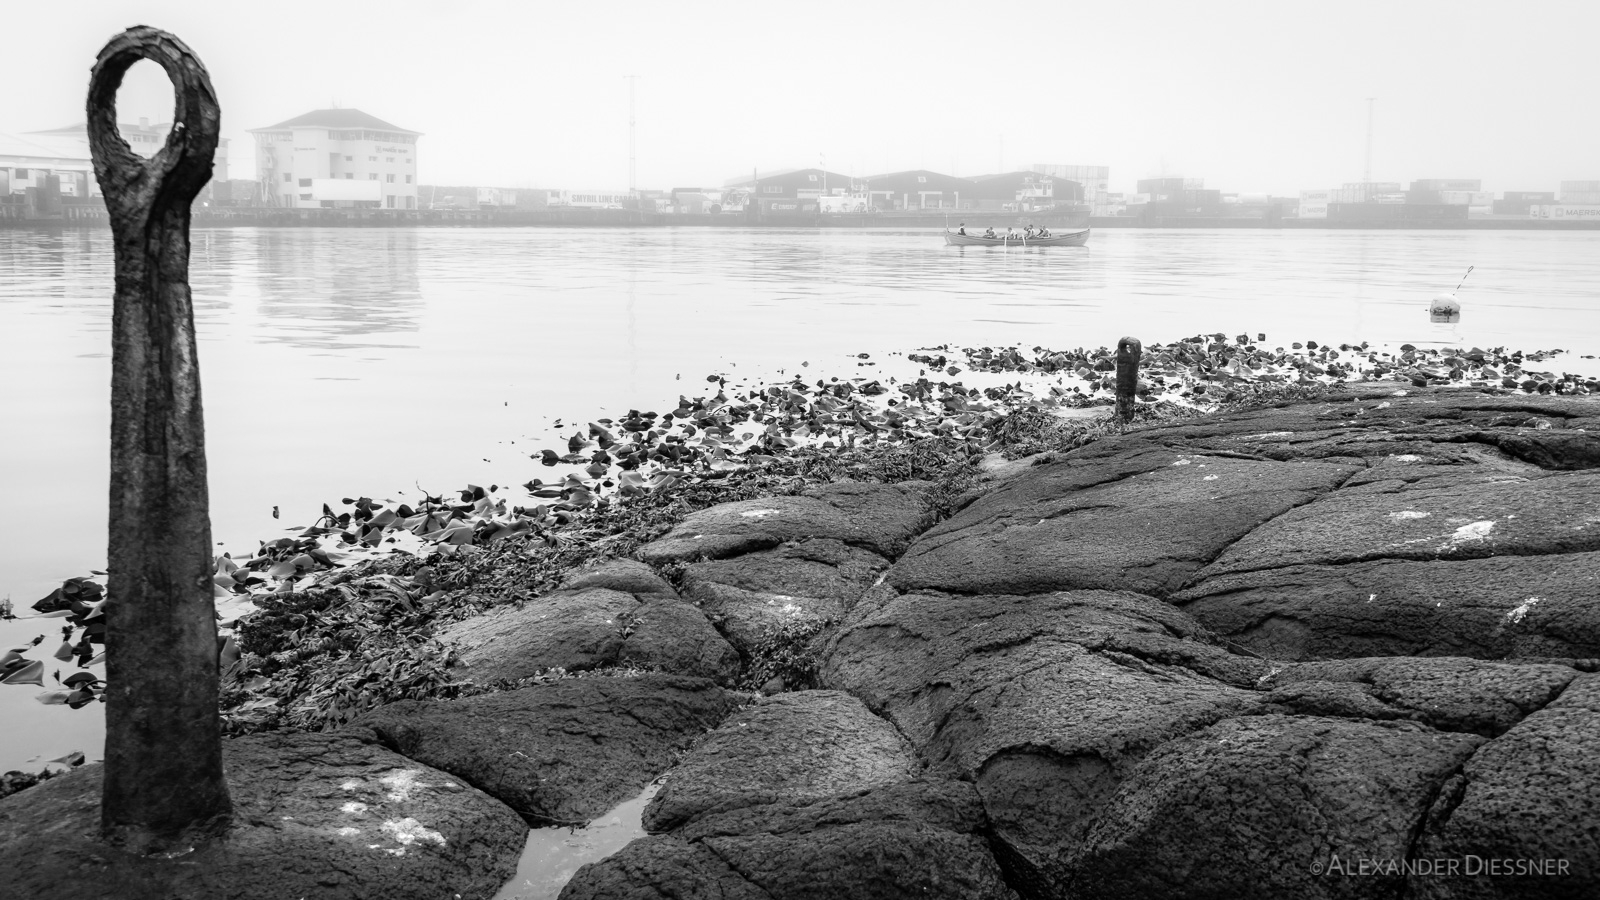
[5,0,1596,196]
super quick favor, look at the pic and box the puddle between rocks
[491,780,661,900]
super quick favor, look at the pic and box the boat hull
[943,228,1090,247]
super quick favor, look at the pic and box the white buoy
[1430,292,1461,323]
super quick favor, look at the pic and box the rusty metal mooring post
[87,26,231,848]
[1115,336,1142,424]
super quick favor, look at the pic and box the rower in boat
[984,227,996,238]
[958,222,967,235]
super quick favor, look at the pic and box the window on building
[405,196,415,209]
[298,178,312,187]
[405,175,412,184]
[320,201,334,208]
[344,155,353,161]
[14,169,27,179]
[386,196,395,208]
[386,174,395,183]
[369,173,378,180]
[283,173,292,182]
[299,193,312,200]
[763,185,782,194]
[345,173,353,179]
[808,175,818,182]
[917,176,927,183]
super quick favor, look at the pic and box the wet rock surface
[1174,552,1600,660]
[1260,656,1579,737]
[562,779,1018,900]
[642,689,918,832]
[679,538,890,653]
[889,451,1357,597]
[1409,673,1600,900]
[822,588,1269,892]
[0,732,525,900]
[438,561,738,684]
[634,480,936,565]
[1066,715,1486,900]
[352,675,738,826]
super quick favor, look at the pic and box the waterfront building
[966,172,1076,212]
[857,170,973,211]
[1133,177,1221,213]
[27,118,230,182]
[723,168,857,201]
[1033,164,1109,215]
[248,109,420,210]
[0,131,94,201]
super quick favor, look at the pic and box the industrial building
[248,108,420,210]
[1033,164,1109,215]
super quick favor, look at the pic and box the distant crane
[1364,97,1375,184]
[626,75,638,195]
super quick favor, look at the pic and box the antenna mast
[1364,97,1375,183]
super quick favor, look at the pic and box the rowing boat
[943,228,1090,247]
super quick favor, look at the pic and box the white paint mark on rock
[1445,520,1496,546]
[1204,475,1219,481]
[337,827,361,837]
[340,779,361,791]
[1392,454,1421,462]
[381,769,429,802]
[740,508,781,518]
[342,801,368,815]
[1172,458,1192,466]
[382,817,447,848]
[1389,511,1430,521]
[1505,597,1541,625]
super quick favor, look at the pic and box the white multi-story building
[248,109,420,210]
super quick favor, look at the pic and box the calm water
[2,225,1599,771]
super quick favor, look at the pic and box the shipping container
[1503,191,1555,202]
[1410,179,1481,192]
[1327,203,1468,222]
[1529,204,1600,220]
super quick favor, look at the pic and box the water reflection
[254,229,422,349]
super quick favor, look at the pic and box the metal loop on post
[86,25,220,216]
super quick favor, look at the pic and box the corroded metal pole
[87,26,231,848]
[1115,336,1142,423]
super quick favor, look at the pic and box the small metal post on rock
[1115,336,1142,423]
[86,25,231,849]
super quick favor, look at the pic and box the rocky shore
[3,341,1598,899]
